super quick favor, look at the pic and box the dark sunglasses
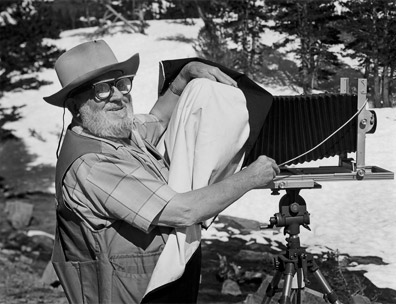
[70,75,135,100]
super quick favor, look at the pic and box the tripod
[261,188,341,304]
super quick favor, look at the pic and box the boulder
[5,200,34,229]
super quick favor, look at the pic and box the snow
[222,106,396,289]
[1,19,395,290]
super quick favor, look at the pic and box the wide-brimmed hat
[44,40,139,107]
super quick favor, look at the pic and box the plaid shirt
[62,114,177,233]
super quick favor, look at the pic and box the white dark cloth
[145,78,249,295]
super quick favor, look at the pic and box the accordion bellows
[245,94,358,166]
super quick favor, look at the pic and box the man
[44,40,279,304]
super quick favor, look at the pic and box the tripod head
[267,189,311,236]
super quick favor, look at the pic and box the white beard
[79,102,134,139]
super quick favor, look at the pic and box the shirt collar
[70,124,133,150]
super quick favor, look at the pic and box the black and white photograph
[0,1,395,303]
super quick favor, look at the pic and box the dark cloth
[158,57,273,167]
[142,245,202,304]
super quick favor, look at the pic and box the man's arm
[152,155,280,227]
[149,61,237,129]
[149,61,275,229]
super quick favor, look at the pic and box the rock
[303,288,330,304]
[217,215,262,232]
[242,270,264,282]
[5,230,30,250]
[242,276,279,304]
[349,255,386,265]
[4,200,34,229]
[28,234,54,252]
[1,248,20,256]
[221,278,242,296]
[19,254,33,264]
[236,249,275,263]
[351,294,371,304]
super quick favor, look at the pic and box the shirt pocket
[110,250,162,304]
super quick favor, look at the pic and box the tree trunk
[84,0,91,26]
[300,39,311,94]
[372,58,382,108]
[390,67,395,107]
[301,61,311,94]
[382,65,391,107]
[363,58,370,79]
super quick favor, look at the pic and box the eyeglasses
[69,74,135,100]
[92,75,135,100]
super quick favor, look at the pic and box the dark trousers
[142,245,202,304]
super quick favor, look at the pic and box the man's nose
[110,86,123,100]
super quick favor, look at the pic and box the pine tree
[266,0,342,94]
[0,0,63,92]
[0,0,63,140]
[339,0,396,108]
[194,0,270,82]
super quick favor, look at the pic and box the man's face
[73,72,135,139]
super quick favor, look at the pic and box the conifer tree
[266,0,342,94]
[194,0,270,82]
[0,0,62,92]
[0,0,62,139]
[339,0,396,107]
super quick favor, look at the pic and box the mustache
[80,102,134,138]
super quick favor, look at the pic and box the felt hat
[44,40,139,107]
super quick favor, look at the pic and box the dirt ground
[1,138,396,304]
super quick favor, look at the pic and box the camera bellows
[244,94,358,166]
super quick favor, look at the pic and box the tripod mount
[261,186,341,304]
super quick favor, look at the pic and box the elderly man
[44,40,279,304]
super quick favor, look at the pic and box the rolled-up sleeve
[65,153,176,233]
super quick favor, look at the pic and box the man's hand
[170,61,237,95]
[243,155,280,189]
[156,155,280,227]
